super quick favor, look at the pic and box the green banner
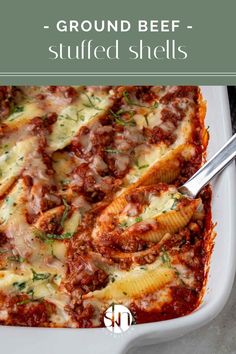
[0,0,236,84]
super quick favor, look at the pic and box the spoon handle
[179,133,236,198]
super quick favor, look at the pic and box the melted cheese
[0,180,40,258]
[0,266,71,324]
[63,210,81,234]
[0,181,23,225]
[84,258,175,300]
[5,102,44,128]
[0,181,66,275]
[125,111,193,185]
[118,187,182,227]
[48,91,112,151]
[0,137,38,196]
[52,151,78,187]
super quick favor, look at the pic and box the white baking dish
[0,86,235,354]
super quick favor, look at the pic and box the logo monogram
[104,304,133,334]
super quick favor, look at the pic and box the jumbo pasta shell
[84,266,175,301]
[92,194,128,239]
[110,233,171,261]
[122,144,196,192]
[93,143,197,240]
[134,144,196,188]
[139,199,200,242]
[101,194,128,217]
[140,161,181,186]
[135,153,181,187]
[34,206,65,230]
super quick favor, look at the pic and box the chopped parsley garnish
[60,198,70,227]
[60,114,80,123]
[27,289,34,297]
[76,111,85,121]
[161,250,171,265]
[8,105,24,120]
[13,281,26,291]
[45,232,74,240]
[109,109,124,118]
[179,237,186,247]
[16,299,33,306]
[145,115,149,126]
[34,228,74,242]
[152,102,159,109]
[123,91,159,109]
[16,288,44,306]
[109,109,136,127]
[135,216,143,223]
[60,179,70,186]
[53,274,62,285]
[12,106,24,114]
[16,294,44,306]
[83,93,102,110]
[115,116,136,127]
[123,91,138,106]
[31,269,50,282]
[8,256,25,263]
[170,197,180,210]
[135,160,149,170]
[139,164,149,169]
[118,221,128,229]
[110,275,117,283]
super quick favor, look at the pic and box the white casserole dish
[0,86,235,354]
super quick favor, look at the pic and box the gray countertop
[128,279,236,354]
[128,88,236,354]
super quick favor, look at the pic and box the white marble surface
[127,278,236,354]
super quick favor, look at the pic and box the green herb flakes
[135,217,143,223]
[83,93,102,110]
[34,228,74,242]
[8,256,25,263]
[135,160,149,170]
[13,281,26,291]
[60,198,70,227]
[12,106,24,114]
[118,221,128,229]
[161,250,171,265]
[31,269,50,282]
[45,232,74,240]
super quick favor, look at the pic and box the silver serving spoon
[179,133,236,198]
